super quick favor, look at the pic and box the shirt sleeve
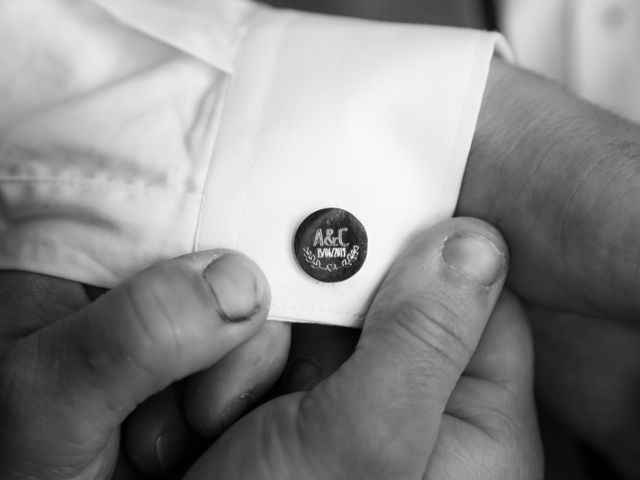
[0,0,511,327]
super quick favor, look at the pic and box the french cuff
[196,10,511,326]
[0,7,510,328]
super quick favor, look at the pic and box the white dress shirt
[0,0,508,326]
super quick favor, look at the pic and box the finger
[7,250,270,441]
[443,290,542,472]
[183,217,508,479]
[183,320,291,438]
[282,324,359,393]
[123,385,204,478]
[458,290,535,410]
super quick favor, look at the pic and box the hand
[0,251,289,479]
[284,60,640,478]
[184,218,543,480]
[458,59,640,479]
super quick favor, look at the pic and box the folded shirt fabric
[0,0,510,327]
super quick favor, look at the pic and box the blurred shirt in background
[266,0,640,123]
[502,0,640,123]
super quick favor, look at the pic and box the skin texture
[463,59,640,321]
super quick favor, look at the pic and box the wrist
[458,58,640,318]
[459,58,561,223]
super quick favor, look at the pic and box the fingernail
[219,393,255,434]
[442,233,505,286]
[286,357,323,392]
[203,254,265,323]
[155,429,183,472]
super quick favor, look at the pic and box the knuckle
[116,278,184,368]
[389,296,472,371]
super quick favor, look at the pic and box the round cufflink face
[294,208,368,283]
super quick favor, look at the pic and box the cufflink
[294,208,368,283]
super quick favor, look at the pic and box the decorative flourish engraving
[303,246,360,272]
[341,245,360,268]
[303,247,323,270]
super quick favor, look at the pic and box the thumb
[314,217,508,477]
[6,250,270,436]
[183,218,508,480]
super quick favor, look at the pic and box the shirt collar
[90,0,264,73]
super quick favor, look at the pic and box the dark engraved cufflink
[294,208,368,283]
